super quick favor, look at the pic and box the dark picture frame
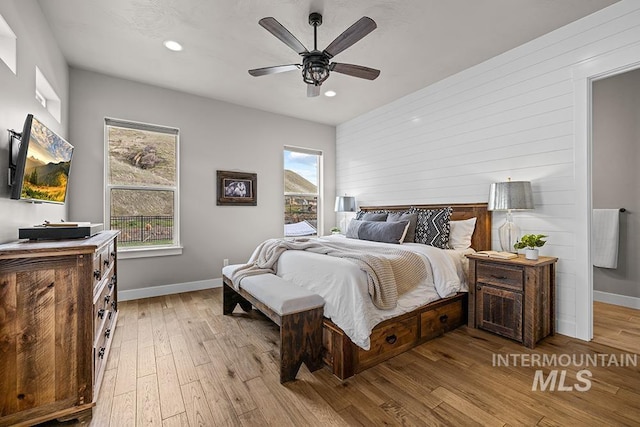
[217,170,257,206]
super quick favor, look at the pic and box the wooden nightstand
[466,254,557,348]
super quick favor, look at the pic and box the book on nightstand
[475,250,518,259]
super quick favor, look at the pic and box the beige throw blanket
[230,238,427,310]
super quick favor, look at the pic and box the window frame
[104,117,182,258]
[283,145,323,237]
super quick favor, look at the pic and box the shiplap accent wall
[336,1,640,338]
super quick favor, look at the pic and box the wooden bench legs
[223,282,252,314]
[279,307,324,383]
[222,282,324,383]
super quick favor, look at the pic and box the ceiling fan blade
[307,84,320,97]
[323,17,376,58]
[259,17,309,55]
[330,63,380,80]
[248,64,300,77]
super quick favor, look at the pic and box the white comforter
[274,235,472,350]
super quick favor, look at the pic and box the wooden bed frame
[322,203,491,379]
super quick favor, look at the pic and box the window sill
[118,245,183,259]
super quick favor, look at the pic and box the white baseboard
[593,290,640,310]
[119,278,222,301]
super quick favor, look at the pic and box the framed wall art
[216,170,257,206]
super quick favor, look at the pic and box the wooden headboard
[359,203,491,251]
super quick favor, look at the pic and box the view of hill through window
[284,149,320,237]
[106,120,179,248]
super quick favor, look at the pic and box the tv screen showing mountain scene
[21,117,73,203]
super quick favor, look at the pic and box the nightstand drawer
[477,263,523,291]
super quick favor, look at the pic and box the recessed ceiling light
[163,40,183,52]
[324,90,336,97]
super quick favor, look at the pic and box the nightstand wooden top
[466,253,558,267]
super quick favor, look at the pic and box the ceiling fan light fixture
[302,56,330,85]
[324,90,336,97]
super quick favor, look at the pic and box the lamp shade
[335,196,356,212]
[488,181,534,211]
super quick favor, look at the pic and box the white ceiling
[38,0,618,126]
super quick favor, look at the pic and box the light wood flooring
[593,301,640,355]
[64,289,640,426]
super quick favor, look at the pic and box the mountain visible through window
[284,147,322,237]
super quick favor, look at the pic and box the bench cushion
[222,265,324,315]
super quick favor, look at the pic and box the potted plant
[514,234,547,260]
[330,226,341,235]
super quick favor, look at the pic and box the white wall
[0,0,68,243]
[336,1,640,338]
[69,68,335,292]
[592,68,640,299]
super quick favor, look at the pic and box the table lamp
[488,179,534,252]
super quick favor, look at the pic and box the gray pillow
[361,212,388,221]
[386,212,418,242]
[346,220,409,244]
[355,210,388,221]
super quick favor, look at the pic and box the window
[0,14,16,75]
[105,118,181,258]
[35,67,61,123]
[284,146,322,237]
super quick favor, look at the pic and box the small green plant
[330,226,341,233]
[514,234,547,250]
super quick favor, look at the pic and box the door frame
[572,41,640,341]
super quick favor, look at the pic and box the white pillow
[448,217,477,250]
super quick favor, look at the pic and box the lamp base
[498,217,521,253]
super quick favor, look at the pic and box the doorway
[590,69,640,354]
[573,42,640,344]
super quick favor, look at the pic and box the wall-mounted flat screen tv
[10,114,74,204]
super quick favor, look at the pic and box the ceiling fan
[248,13,380,97]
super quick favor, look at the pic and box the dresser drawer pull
[93,270,101,280]
[105,328,111,338]
[111,300,117,311]
[477,285,482,291]
[104,295,110,304]
[491,274,508,280]
[111,251,116,258]
[385,334,397,345]
[97,308,105,319]
[98,347,105,359]
[104,259,110,267]
[439,314,448,323]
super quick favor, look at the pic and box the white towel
[592,209,620,269]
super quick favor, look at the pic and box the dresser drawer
[477,263,523,291]
[93,271,115,336]
[358,315,418,369]
[420,299,463,340]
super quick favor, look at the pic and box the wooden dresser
[467,254,557,348]
[0,231,119,426]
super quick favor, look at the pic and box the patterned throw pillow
[410,207,452,248]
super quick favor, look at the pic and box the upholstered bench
[222,265,325,383]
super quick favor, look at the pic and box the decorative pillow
[410,207,452,248]
[346,220,409,244]
[448,217,477,250]
[355,210,388,221]
[386,212,418,243]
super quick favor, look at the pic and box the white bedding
[274,234,473,350]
